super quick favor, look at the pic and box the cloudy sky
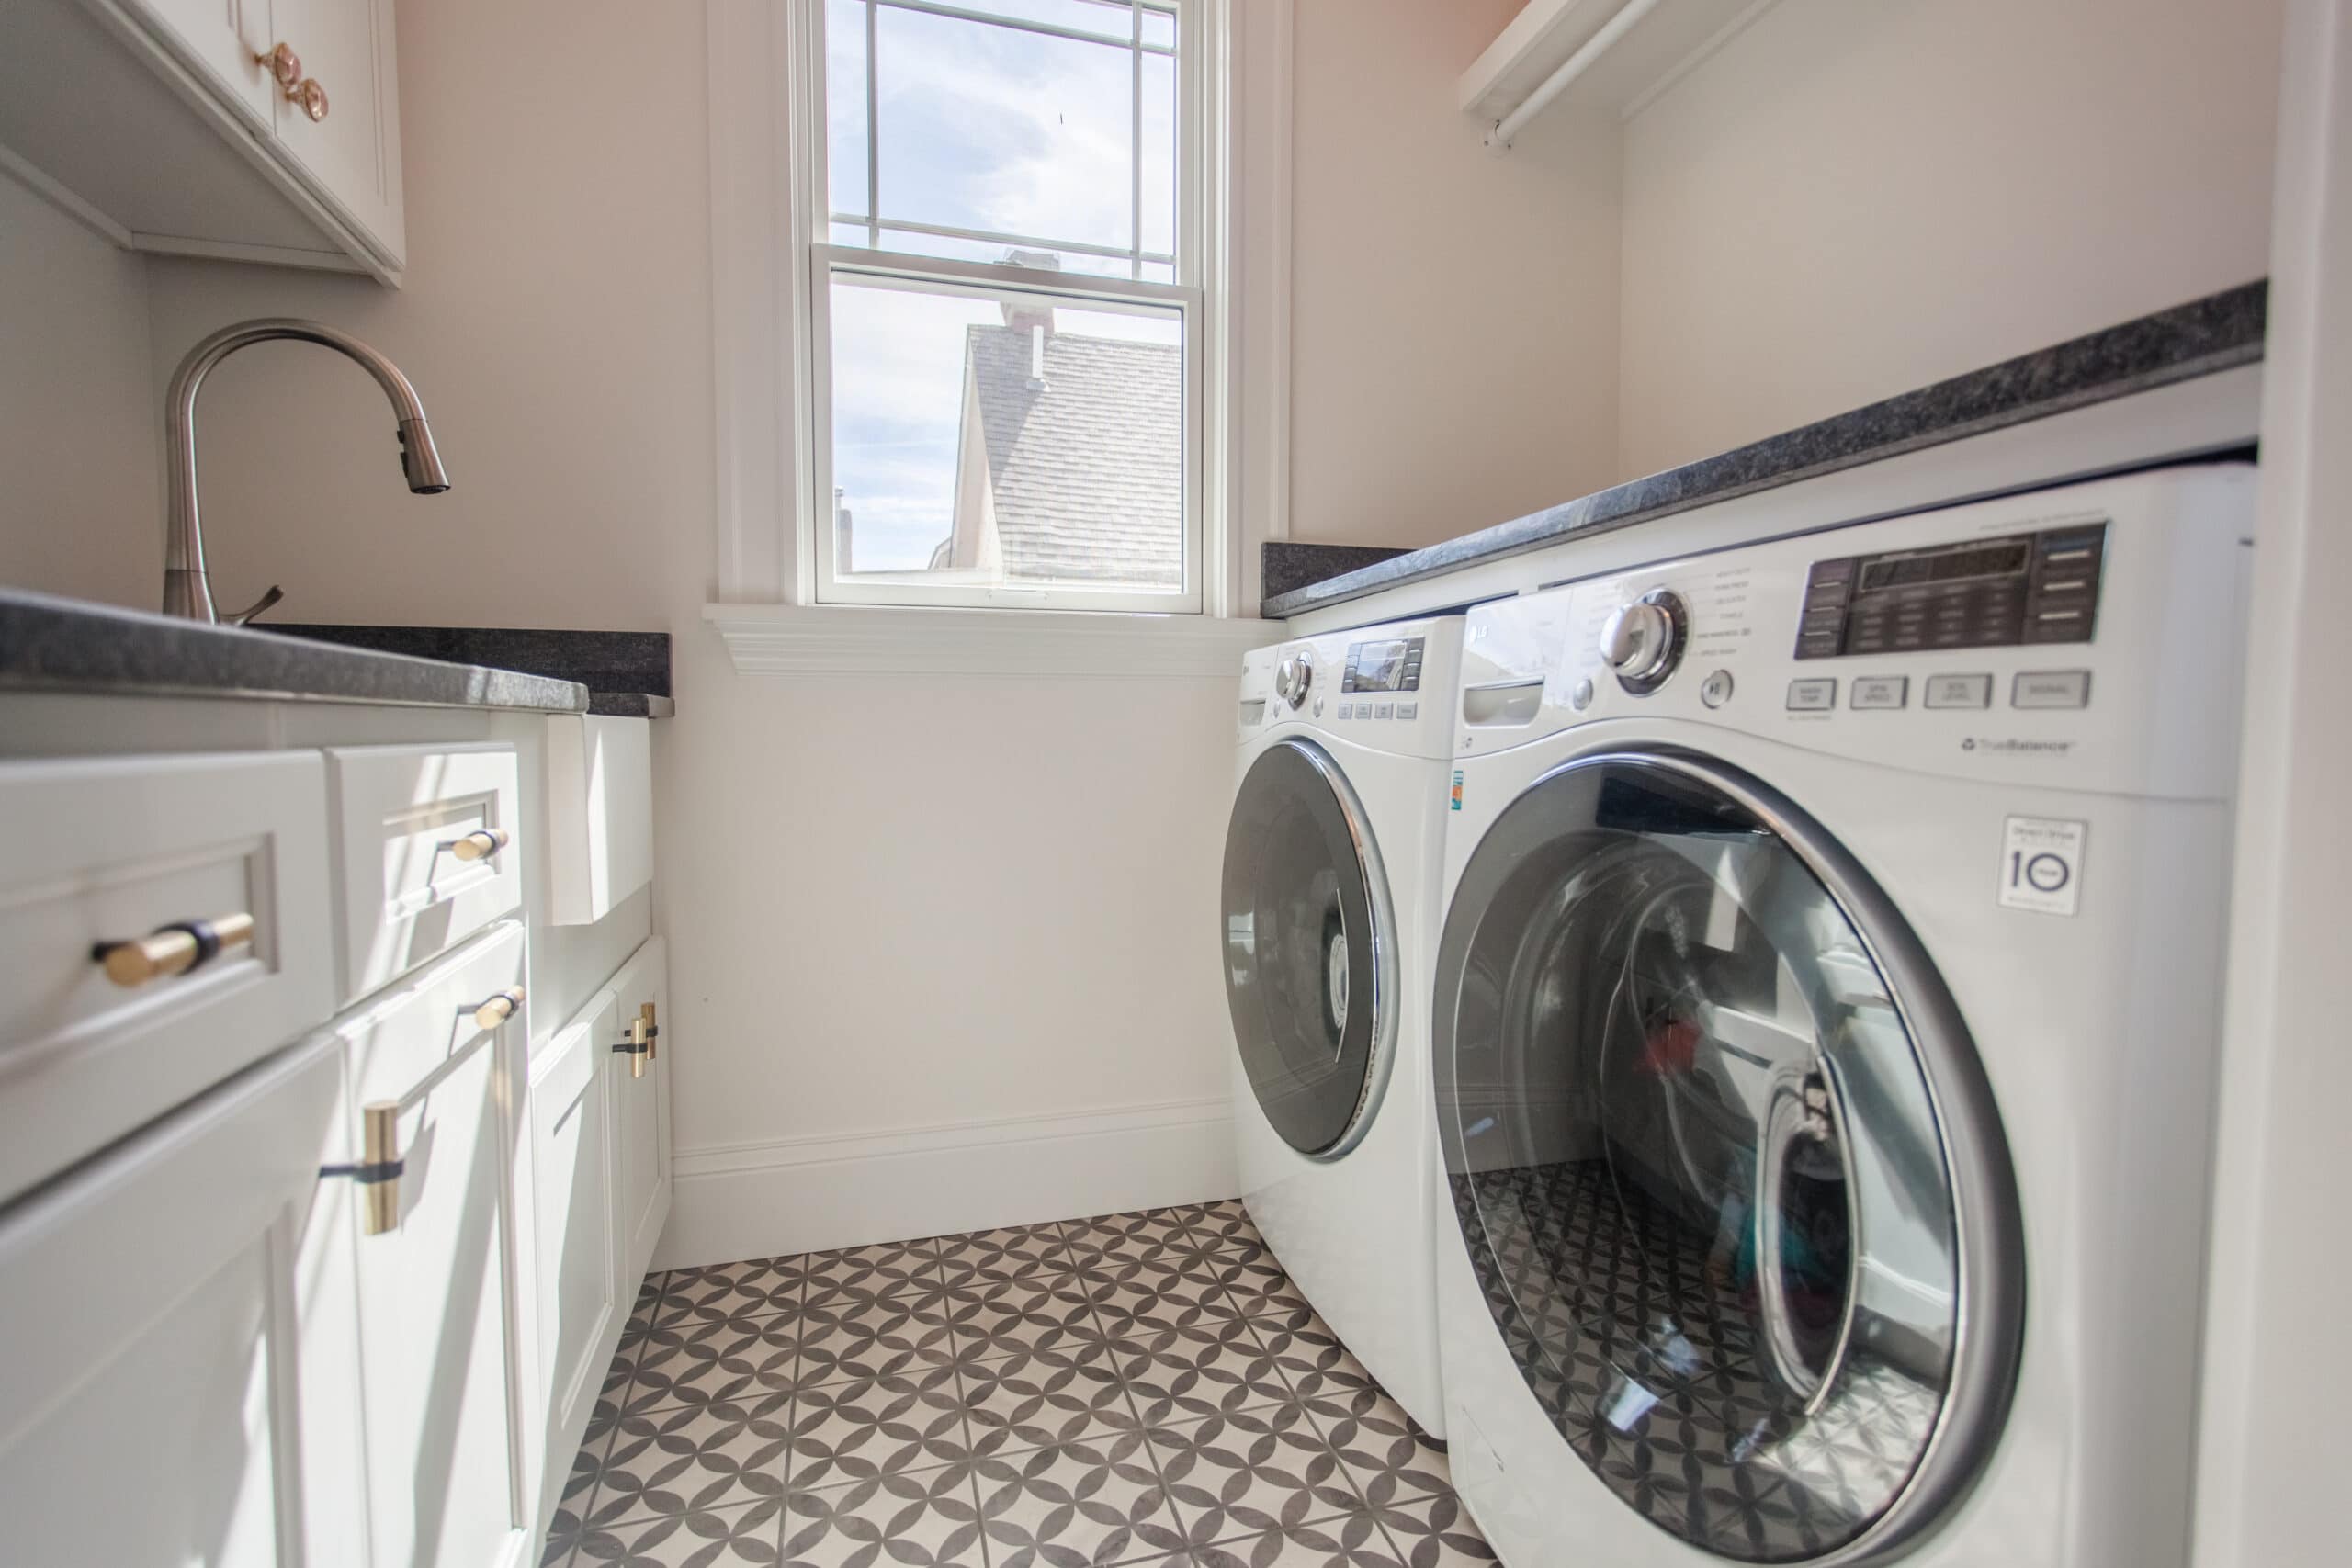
[822,0,1181,572]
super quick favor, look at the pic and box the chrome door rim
[1239,738,1400,1161]
[1435,742,2026,1566]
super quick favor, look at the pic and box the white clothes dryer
[1222,615,1464,1436]
[1429,466,2253,1566]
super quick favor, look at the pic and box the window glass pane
[829,272,1184,592]
[826,0,871,220]
[1140,50,1176,261]
[1141,5,1174,50]
[933,0,1143,45]
[874,4,1133,256]
[874,229,1140,281]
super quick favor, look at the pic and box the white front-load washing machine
[1430,466,2253,1566]
[1222,615,1463,1436]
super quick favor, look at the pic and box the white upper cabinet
[264,0,404,259]
[128,0,278,122]
[0,0,410,280]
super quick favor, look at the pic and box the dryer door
[1223,739,1397,1159]
[1433,750,2023,1563]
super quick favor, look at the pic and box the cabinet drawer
[0,750,334,1205]
[329,742,524,1004]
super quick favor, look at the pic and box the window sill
[704,603,1285,677]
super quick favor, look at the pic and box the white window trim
[704,0,1294,671]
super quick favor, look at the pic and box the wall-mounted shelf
[1461,0,1781,146]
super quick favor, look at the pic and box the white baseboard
[651,1096,1238,1270]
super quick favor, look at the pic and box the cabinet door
[605,939,671,1285]
[0,1033,339,1567]
[263,0,404,264]
[329,922,532,1568]
[528,992,618,1456]
[124,0,278,123]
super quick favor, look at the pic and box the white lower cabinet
[307,922,536,1568]
[0,1032,341,1567]
[528,990,619,1470]
[605,938,673,1292]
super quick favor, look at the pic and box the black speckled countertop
[270,626,673,717]
[0,589,592,712]
[1264,280,2267,619]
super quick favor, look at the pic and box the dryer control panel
[1796,524,2109,660]
[1238,616,1464,762]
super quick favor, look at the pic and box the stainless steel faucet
[162,317,451,624]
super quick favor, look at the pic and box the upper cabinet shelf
[0,0,407,283]
[1461,0,1781,146]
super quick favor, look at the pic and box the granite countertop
[0,589,593,712]
[1263,280,2268,618]
[270,625,673,718]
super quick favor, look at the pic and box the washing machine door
[1434,749,2023,1563]
[1223,739,1397,1159]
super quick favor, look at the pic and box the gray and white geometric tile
[543,1202,1499,1568]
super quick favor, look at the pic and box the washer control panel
[1796,523,2108,660]
[1453,465,2256,798]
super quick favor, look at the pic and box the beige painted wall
[1288,0,1622,548]
[1616,0,2285,479]
[0,173,159,607]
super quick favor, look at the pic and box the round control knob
[1273,652,1313,709]
[1598,589,1690,695]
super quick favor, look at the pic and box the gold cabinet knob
[255,41,302,88]
[450,828,510,863]
[293,77,329,122]
[93,912,255,988]
[472,987,526,1030]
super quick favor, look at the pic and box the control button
[2013,670,2091,709]
[1786,678,1837,712]
[1569,677,1595,712]
[1850,676,1909,710]
[1699,670,1735,709]
[1397,702,1419,720]
[1402,673,1419,692]
[1373,702,1395,720]
[1924,674,1993,710]
[1312,698,1325,718]
[1336,702,1353,719]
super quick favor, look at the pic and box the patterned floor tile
[573,1497,786,1565]
[1171,1511,1404,1567]
[786,1365,969,1487]
[551,1205,1502,1568]
[1149,1405,1363,1544]
[1365,1493,1498,1568]
[633,1316,808,1412]
[594,1400,795,1526]
[1313,1391,1451,1509]
[974,1433,1189,1566]
[795,1293,961,1384]
[801,1240,944,1311]
[1110,1324,1295,1427]
[959,1341,1138,1456]
[935,1274,1110,1360]
[778,1465,987,1567]
[936,1224,1073,1290]
[1061,1208,1199,1269]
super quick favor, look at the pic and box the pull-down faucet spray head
[162,317,453,624]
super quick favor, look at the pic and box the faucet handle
[225,585,285,626]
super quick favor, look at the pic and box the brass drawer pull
[471,987,526,1030]
[92,912,255,988]
[255,40,302,87]
[448,828,510,863]
[320,1101,404,1236]
[612,1002,660,1077]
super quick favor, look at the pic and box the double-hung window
[807,0,1206,613]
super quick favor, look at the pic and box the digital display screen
[1352,640,1409,692]
[1858,539,2031,592]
